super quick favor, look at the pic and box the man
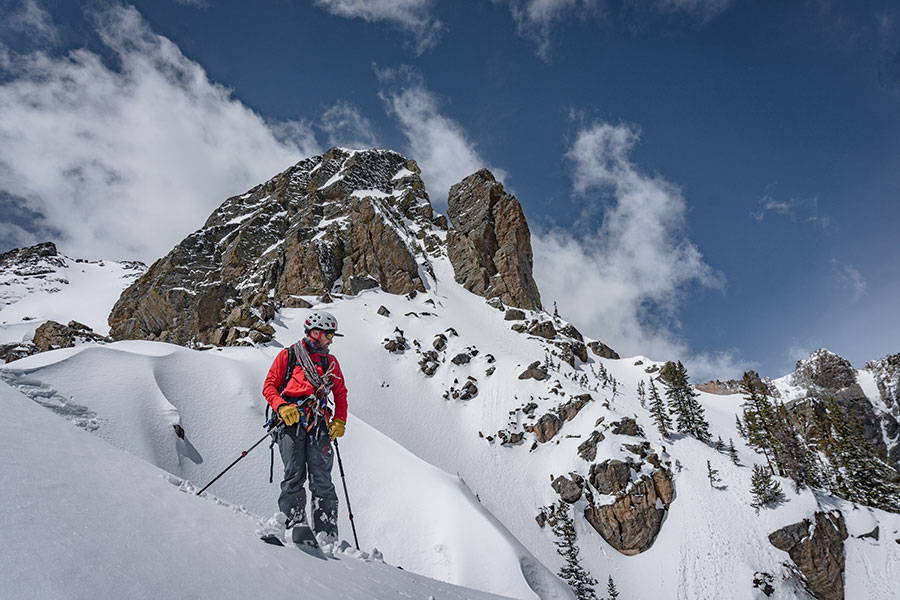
[262,310,347,548]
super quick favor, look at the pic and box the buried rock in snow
[768,510,848,600]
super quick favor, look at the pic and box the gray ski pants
[276,420,338,537]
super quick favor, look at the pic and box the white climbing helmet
[304,310,342,335]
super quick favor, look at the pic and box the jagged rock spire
[446,169,542,311]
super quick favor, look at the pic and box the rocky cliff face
[446,170,542,311]
[782,348,900,470]
[769,511,848,600]
[108,148,445,346]
[108,151,548,347]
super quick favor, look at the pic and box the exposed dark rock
[769,511,848,600]
[588,460,631,495]
[485,366,495,376]
[792,349,857,390]
[377,305,391,317]
[578,430,605,461]
[33,320,111,352]
[866,353,900,409]
[611,417,644,437]
[552,474,584,503]
[587,341,619,360]
[446,169,542,310]
[0,342,38,363]
[109,148,433,346]
[451,352,470,365]
[584,468,674,555]
[504,308,526,321]
[282,296,313,309]
[529,413,562,443]
[459,380,478,400]
[419,350,439,376]
[558,394,592,421]
[433,333,447,351]
[518,361,549,381]
[527,321,556,339]
[559,324,583,342]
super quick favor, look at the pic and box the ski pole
[333,439,360,550]
[196,422,285,497]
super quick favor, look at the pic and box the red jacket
[262,341,348,423]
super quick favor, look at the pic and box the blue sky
[0,0,898,380]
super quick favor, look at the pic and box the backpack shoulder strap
[277,346,298,394]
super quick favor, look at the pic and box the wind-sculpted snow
[1,341,568,599]
[0,381,517,600]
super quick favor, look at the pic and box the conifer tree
[550,502,599,599]
[637,380,646,408]
[750,464,784,508]
[665,362,710,440]
[740,372,778,474]
[821,397,900,512]
[728,438,740,465]
[706,460,722,488]
[648,379,672,439]
[715,436,725,452]
[606,575,620,599]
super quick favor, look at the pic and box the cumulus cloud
[751,195,834,231]
[0,4,319,262]
[320,101,378,149]
[532,122,749,381]
[380,74,504,207]
[313,0,442,53]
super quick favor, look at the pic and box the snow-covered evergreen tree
[637,380,646,408]
[664,362,710,440]
[550,501,599,599]
[750,464,784,509]
[728,438,740,465]
[606,575,620,599]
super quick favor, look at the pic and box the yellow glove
[278,403,300,426]
[329,418,345,441]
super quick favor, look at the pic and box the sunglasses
[318,330,336,339]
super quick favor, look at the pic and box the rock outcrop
[33,320,111,351]
[446,170,542,311]
[792,349,857,390]
[108,149,437,346]
[769,511,848,600]
[584,468,674,555]
[587,341,619,360]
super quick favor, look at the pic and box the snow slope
[1,342,571,600]
[0,251,142,343]
[0,379,514,600]
[3,238,899,599]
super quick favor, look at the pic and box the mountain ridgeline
[107,148,541,347]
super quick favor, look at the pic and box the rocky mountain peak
[0,242,65,275]
[791,348,857,391]
[108,147,444,347]
[446,169,542,310]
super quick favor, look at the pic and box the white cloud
[500,0,599,59]
[831,259,867,302]
[380,78,505,207]
[320,101,378,149]
[532,122,748,381]
[751,195,834,231]
[0,4,319,262]
[6,0,58,45]
[313,0,442,53]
